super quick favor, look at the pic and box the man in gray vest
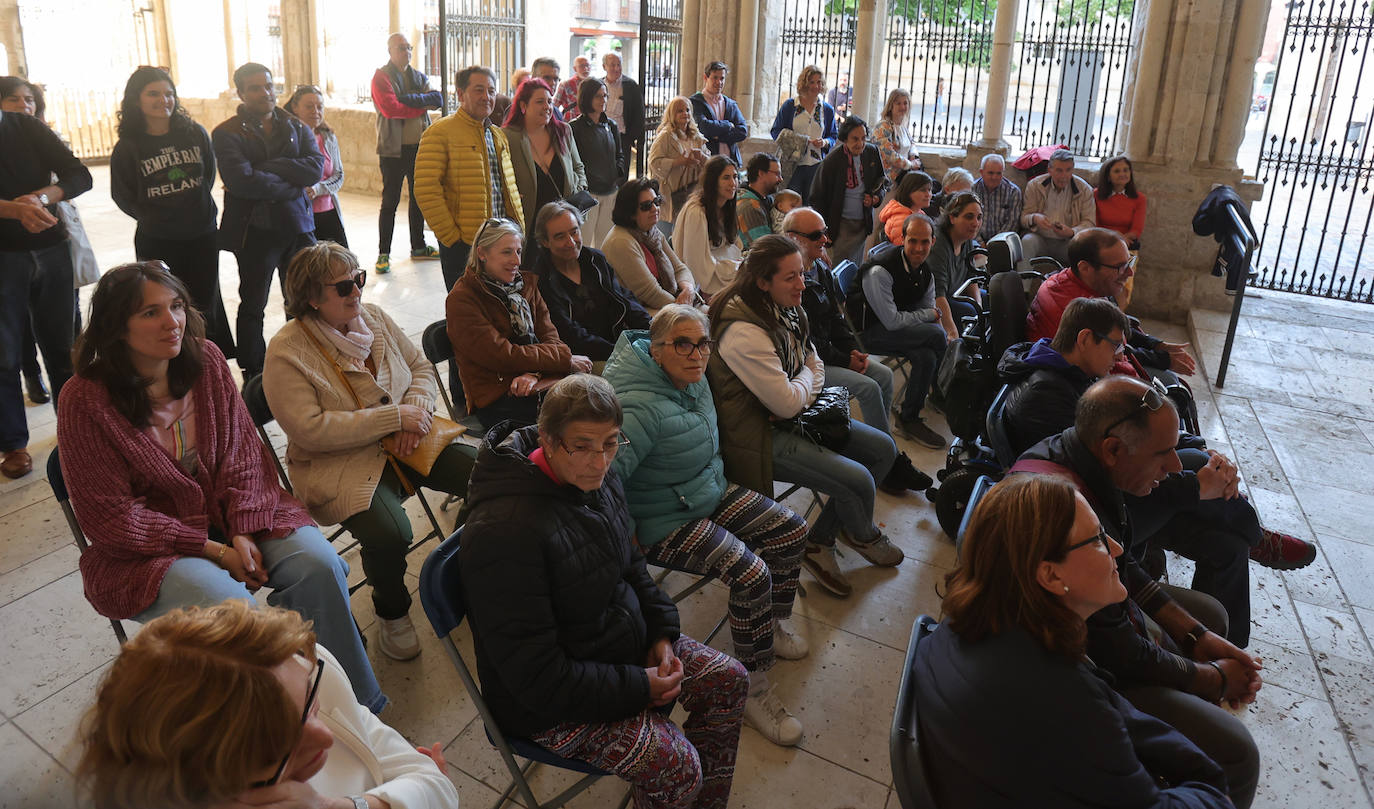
[371,32,443,273]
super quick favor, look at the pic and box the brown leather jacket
[445,269,572,410]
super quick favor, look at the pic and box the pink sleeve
[372,70,426,120]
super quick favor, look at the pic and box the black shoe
[879,452,934,494]
[894,415,946,449]
[23,371,49,404]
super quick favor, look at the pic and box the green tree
[1056,0,1137,27]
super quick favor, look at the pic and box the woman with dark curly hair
[110,66,234,355]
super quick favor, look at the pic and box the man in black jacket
[0,107,92,479]
[601,52,644,175]
[783,206,930,494]
[809,116,887,268]
[460,376,748,805]
[533,201,650,362]
[1012,377,1261,809]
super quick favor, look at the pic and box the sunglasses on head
[638,195,664,212]
[328,270,366,296]
[1102,377,1170,437]
[787,228,830,242]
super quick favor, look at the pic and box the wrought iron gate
[776,1,857,119]
[639,0,684,173]
[1249,0,1374,303]
[438,0,527,114]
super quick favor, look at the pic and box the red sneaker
[1249,529,1317,570]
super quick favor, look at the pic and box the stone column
[977,0,1019,149]
[1210,0,1270,168]
[850,0,882,121]
[0,0,27,76]
[280,0,322,88]
[734,0,761,122]
[680,0,702,98]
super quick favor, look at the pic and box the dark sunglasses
[328,270,366,296]
[252,657,325,788]
[1102,377,1170,438]
[1063,528,1113,555]
[786,228,831,242]
[658,337,715,357]
[638,196,664,212]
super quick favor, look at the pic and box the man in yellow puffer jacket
[414,65,525,291]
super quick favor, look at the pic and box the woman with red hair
[503,78,587,241]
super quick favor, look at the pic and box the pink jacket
[57,341,313,619]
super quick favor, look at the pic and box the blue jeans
[824,362,894,433]
[862,321,947,420]
[134,525,386,713]
[788,162,820,206]
[772,419,896,545]
[0,244,75,451]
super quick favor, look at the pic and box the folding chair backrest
[985,384,1016,469]
[955,474,997,558]
[891,614,941,809]
[239,373,292,494]
[421,320,460,419]
[419,528,467,637]
[47,448,128,645]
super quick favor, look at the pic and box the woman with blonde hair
[768,64,837,205]
[912,474,1242,808]
[872,88,923,185]
[647,95,709,234]
[264,241,476,662]
[76,600,458,809]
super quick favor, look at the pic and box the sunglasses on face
[787,228,831,242]
[1102,377,1170,438]
[1063,528,1114,555]
[328,270,366,296]
[252,657,325,788]
[638,196,664,212]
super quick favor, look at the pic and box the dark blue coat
[688,92,748,164]
[212,106,323,250]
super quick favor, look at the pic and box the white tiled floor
[2,168,1372,807]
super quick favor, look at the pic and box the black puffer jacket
[459,423,681,737]
[998,339,1095,457]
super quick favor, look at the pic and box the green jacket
[605,331,727,545]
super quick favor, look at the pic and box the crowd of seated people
[14,50,1321,809]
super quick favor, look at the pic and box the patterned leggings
[531,636,748,809]
[646,484,807,672]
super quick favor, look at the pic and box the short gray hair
[648,304,709,344]
[538,374,623,438]
[980,153,1005,169]
[1050,148,1074,165]
[780,205,824,235]
[534,200,582,245]
[942,167,974,191]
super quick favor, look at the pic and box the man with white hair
[553,55,592,116]
[1021,148,1096,265]
[601,52,644,173]
[972,152,1022,241]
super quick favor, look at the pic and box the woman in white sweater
[77,601,459,809]
[672,155,743,300]
[646,95,708,232]
[263,242,475,663]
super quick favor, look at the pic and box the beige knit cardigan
[262,303,437,526]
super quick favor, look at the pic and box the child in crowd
[769,188,803,233]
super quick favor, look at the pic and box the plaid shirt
[485,126,505,219]
[553,76,581,116]
[973,177,1023,242]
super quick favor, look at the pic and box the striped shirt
[485,126,506,219]
[973,177,1023,242]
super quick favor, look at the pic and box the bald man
[371,32,443,273]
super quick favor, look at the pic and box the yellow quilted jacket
[414,107,525,247]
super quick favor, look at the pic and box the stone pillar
[734,0,761,122]
[0,0,26,76]
[978,0,1019,149]
[280,0,322,88]
[680,0,702,99]
[1209,0,1270,168]
[850,0,882,122]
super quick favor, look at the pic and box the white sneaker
[378,615,421,661]
[773,618,809,660]
[744,685,803,746]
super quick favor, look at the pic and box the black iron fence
[438,0,527,114]
[1248,2,1374,303]
[879,0,993,148]
[639,0,684,172]
[1003,0,1136,159]
[774,0,858,120]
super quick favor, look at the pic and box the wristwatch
[37,193,50,206]
[346,797,368,809]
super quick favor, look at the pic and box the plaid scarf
[480,270,535,343]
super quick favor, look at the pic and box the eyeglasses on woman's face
[657,337,715,357]
[328,270,366,297]
[252,657,325,788]
[558,433,631,462]
[1063,528,1113,555]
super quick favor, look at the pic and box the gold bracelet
[216,543,229,564]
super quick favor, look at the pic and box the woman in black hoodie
[110,66,234,355]
[569,77,625,248]
[459,374,748,809]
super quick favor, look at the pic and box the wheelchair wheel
[935,466,984,540]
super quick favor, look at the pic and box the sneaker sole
[377,637,421,661]
[800,558,853,598]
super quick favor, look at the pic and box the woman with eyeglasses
[76,601,458,809]
[446,218,593,428]
[601,177,698,314]
[602,305,809,746]
[283,84,348,247]
[263,242,476,662]
[912,474,1237,808]
[57,262,383,712]
[672,155,743,300]
[460,374,749,809]
[708,235,901,599]
[110,66,235,356]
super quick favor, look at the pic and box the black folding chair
[420,319,483,511]
[47,448,128,645]
[890,614,941,809]
[419,529,631,809]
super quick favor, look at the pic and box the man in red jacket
[372,32,444,274]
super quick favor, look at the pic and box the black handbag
[780,386,852,451]
[566,189,599,213]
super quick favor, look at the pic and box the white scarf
[314,313,374,371]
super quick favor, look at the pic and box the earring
[1063,586,1070,593]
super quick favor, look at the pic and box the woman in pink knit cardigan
[56,262,384,713]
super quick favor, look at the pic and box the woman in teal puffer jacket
[604,304,811,748]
